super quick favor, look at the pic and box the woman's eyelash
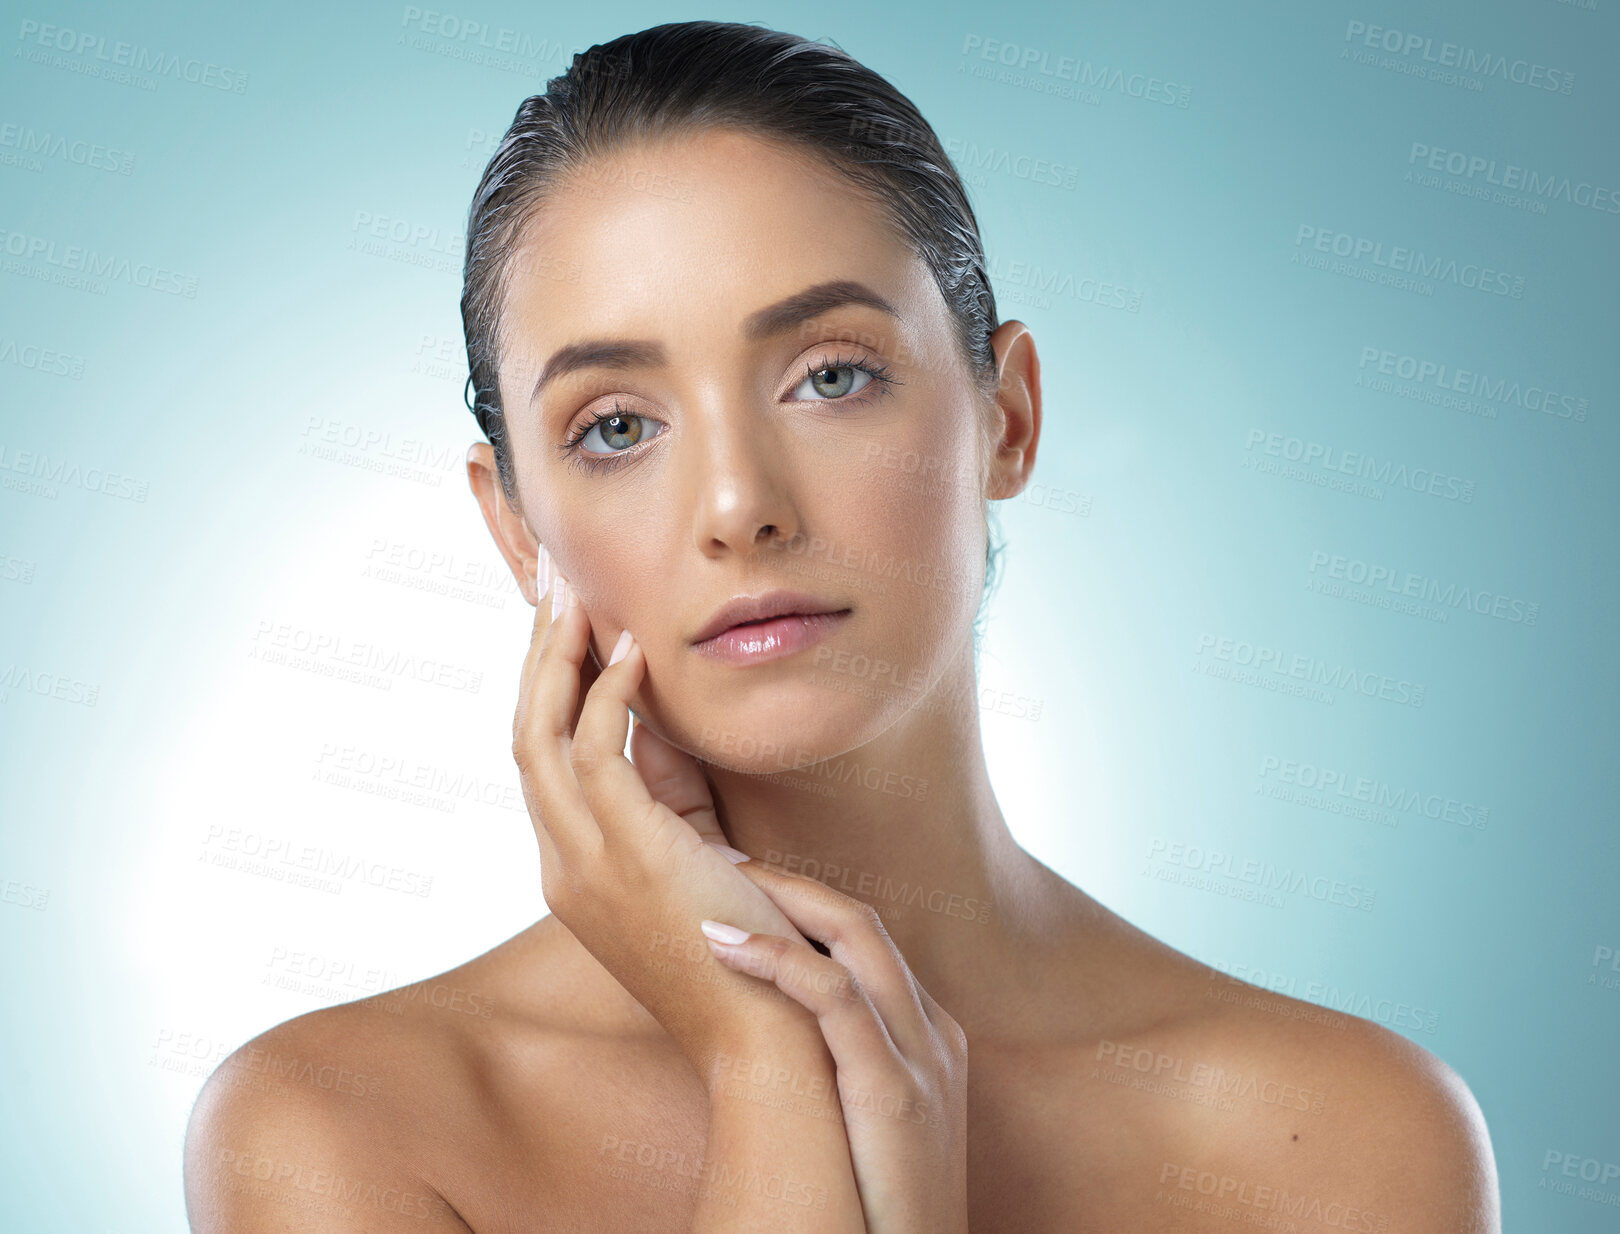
[560,354,897,476]
[798,352,897,399]
[560,400,643,476]
[562,400,636,452]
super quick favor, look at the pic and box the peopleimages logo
[959,34,1192,107]
[0,124,135,174]
[944,137,1081,191]
[984,253,1144,312]
[1146,839,1377,911]
[1257,755,1489,830]
[1195,632,1425,708]
[1343,20,1575,94]
[1294,226,1524,298]
[1357,346,1589,422]
[1539,1150,1620,1193]
[0,227,199,297]
[0,441,151,502]
[14,20,250,93]
[1244,429,1476,504]
[248,619,483,695]
[1408,143,1619,215]
[1209,962,1440,1034]
[399,6,564,56]
[1308,551,1538,626]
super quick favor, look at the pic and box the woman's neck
[699,647,1088,1038]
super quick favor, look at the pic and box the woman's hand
[700,862,970,1234]
[512,554,816,1071]
[515,553,873,1230]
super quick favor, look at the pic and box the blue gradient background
[1,0,1616,1229]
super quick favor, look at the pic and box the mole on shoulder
[1291,1134,1299,1142]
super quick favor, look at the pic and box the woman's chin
[659,687,907,777]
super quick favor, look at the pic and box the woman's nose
[685,403,801,559]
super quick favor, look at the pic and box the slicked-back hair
[459,19,1006,634]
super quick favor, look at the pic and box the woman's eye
[794,363,874,401]
[577,410,663,455]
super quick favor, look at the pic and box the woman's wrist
[692,1008,837,1100]
[693,1014,864,1234]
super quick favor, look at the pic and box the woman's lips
[691,610,851,665]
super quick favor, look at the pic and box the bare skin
[184,126,1500,1231]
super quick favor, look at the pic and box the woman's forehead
[497,133,943,367]
[515,132,902,286]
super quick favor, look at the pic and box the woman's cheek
[548,540,645,662]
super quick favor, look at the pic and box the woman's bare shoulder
[1030,896,1499,1229]
[181,917,618,1231]
[181,993,477,1230]
[1122,958,1501,1232]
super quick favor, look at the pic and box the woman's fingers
[630,720,729,847]
[568,629,652,805]
[705,908,969,1234]
[570,630,712,866]
[727,860,937,1059]
[510,553,557,729]
[516,566,740,888]
[512,561,562,877]
[513,570,602,856]
[700,921,896,1063]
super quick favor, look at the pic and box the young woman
[185,21,1500,1232]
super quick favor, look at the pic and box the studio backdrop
[0,0,1615,1230]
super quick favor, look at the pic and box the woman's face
[492,126,996,769]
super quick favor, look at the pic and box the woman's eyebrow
[528,279,902,408]
[741,278,902,342]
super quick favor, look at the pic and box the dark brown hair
[459,20,1006,622]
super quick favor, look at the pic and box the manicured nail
[551,574,570,622]
[535,546,553,599]
[700,919,749,946]
[706,842,751,864]
[608,629,634,666]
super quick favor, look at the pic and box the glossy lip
[691,610,852,666]
[690,590,851,646]
[690,590,852,666]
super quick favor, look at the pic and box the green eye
[587,412,645,452]
[573,406,665,456]
[795,362,876,401]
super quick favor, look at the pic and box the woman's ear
[982,321,1042,502]
[466,442,543,603]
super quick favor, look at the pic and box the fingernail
[706,842,750,864]
[700,919,749,946]
[551,574,570,622]
[608,629,634,666]
[535,546,553,599]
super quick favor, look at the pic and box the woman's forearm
[690,1017,865,1234]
